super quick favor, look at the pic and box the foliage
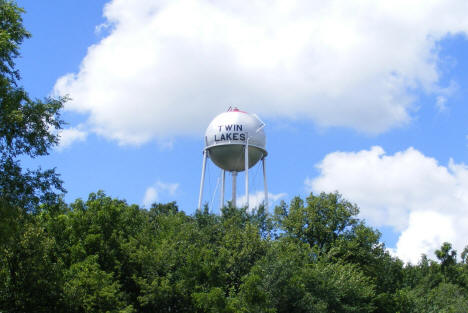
[274,192,359,253]
[63,255,134,313]
[3,191,468,313]
[0,220,64,312]
[0,0,66,237]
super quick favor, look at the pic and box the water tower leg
[220,170,225,210]
[245,139,249,208]
[197,150,207,211]
[262,157,268,212]
[232,171,237,208]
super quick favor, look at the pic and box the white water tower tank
[198,107,268,210]
[204,108,267,172]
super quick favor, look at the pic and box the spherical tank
[205,108,267,172]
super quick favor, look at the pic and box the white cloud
[238,190,287,212]
[142,181,179,207]
[56,127,88,151]
[306,146,468,263]
[436,96,448,112]
[54,0,468,144]
[395,211,456,264]
[156,138,175,151]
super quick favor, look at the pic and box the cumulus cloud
[237,190,287,212]
[56,127,88,151]
[54,0,468,145]
[306,146,468,263]
[393,211,456,263]
[142,181,179,207]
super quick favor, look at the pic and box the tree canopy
[2,191,468,313]
[0,0,66,245]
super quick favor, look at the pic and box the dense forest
[2,1,468,312]
[3,192,468,313]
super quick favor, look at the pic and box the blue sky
[17,0,468,263]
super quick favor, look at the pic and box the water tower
[198,107,268,210]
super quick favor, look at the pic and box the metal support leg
[197,150,207,210]
[220,170,225,210]
[232,172,237,208]
[262,157,268,211]
[245,139,249,208]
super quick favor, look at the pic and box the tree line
[2,192,468,312]
[1,1,468,312]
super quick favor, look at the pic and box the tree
[0,3,67,311]
[0,0,66,240]
[4,186,468,312]
[274,192,359,253]
[0,220,65,312]
[461,246,468,265]
[236,237,375,313]
[435,242,458,283]
[435,242,457,269]
[63,255,134,313]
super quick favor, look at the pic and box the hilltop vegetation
[2,1,468,312]
[2,192,468,312]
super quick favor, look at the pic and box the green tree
[0,0,66,238]
[435,242,457,280]
[0,220,64,312]
[274,192,359,253]
[274,193,408,313]
[0,3,67,311]
[407,282,468,313]
[236,237,375,313]
[461,246,468,264]
[5,186,468,313]
[63,255,134,313]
